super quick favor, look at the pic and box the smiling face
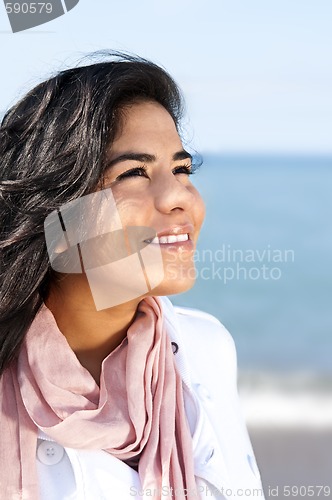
[102,100,205,297]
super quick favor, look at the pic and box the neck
[45,274,142,384]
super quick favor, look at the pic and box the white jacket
[36,297,265,500]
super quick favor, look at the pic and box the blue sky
[0,0,331,153]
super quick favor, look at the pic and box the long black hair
[0,51,184,375]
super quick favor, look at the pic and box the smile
[145,233,189,244]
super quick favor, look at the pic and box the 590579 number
[5,3,53,14]
[283,485,331,497]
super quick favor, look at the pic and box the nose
[152,172,196,214]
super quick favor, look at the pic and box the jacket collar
[160,296,233,496]
[159,296,192,388]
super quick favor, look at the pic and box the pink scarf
[0,296,198,499]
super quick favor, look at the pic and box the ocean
[171,154,332,426]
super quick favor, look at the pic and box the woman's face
[102,100,205,297]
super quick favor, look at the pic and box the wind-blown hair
[0,52,184,375]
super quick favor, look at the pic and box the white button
[247,454,260,478]
[37,440,65,466]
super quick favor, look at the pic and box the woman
[0,53,264,499]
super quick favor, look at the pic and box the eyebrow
[106,150,193,169]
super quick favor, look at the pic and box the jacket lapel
[160,297,234,498]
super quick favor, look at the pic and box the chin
[150,271,197,297]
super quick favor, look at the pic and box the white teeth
[160,235,176,244]
[149,233,189,244]
[176,233,189,242]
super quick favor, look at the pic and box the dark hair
[0,51,184,375]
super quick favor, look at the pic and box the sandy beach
[248,426,332,499]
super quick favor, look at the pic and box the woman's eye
[173,164,194,175]
[116,167,148,181]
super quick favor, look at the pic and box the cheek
[111,192,146,227]
[191,187,206,231]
